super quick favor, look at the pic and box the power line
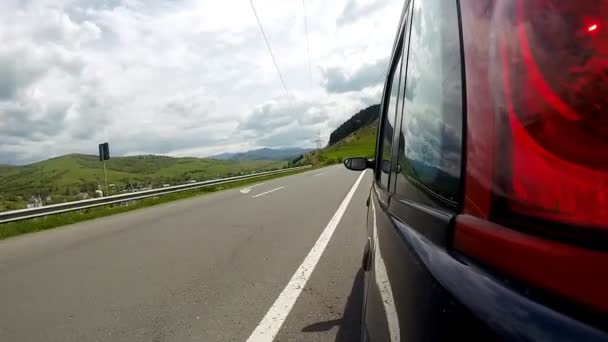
[302,0,313,88]
[248,0,290,97]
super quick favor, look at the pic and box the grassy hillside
[298,121,377,166]
[0,154,286,211]
[329,104,379,146]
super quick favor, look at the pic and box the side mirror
[343,157,370,171]
[380,160,401,173]
[381,159,391,173]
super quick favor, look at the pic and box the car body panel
[361,0,608,341]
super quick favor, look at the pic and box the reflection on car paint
[389,217,606,341]
[371,200,400,341]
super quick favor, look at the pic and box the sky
[0,0,403,164]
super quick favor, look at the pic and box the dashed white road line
[240,183,265,194]
[313,172,324,177]
[246,170,367,342]
[252,186,285,198]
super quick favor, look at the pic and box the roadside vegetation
[292,104,379,167]
[0,154,286,211]
[328,104,379,146]
[0,167,310,240]
[296,122,377,167]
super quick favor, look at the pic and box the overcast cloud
[323,57,389,93]
[0,0,403,164]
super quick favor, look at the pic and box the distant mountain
[210,147,313,161]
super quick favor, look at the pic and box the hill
[0,154,286,211]
[328,104,379,146]
[211,147,312,161]
[292,103,380,167]
[296,121,377,166]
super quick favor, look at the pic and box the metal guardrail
[0,165,312,224]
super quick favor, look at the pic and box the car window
[394,0,463,210]
[379,47,403,189]
[389,6,411,193]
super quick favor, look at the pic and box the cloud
[322,57,389,93]
[239,97,330,148]
[399,0,463,178]
[0,0,403,164]
[337,0,391,26]
[0,50,45,100]
[240,88,383,148]
[0,102,66,139]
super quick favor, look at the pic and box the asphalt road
[0,165,372,342]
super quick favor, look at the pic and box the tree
[328,104,380,146]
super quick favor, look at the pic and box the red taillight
[458,0,608,317]
[454,215,608,314]
[496,0,608,231]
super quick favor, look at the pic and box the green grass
[0,154,287,211]
[0,167,311,240]
[299,121,377,166]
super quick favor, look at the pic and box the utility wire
[302,0,313,88]
[248,0,290,97]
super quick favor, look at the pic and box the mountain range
[210,147,313,161]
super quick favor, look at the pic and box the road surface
[0,165,372,342]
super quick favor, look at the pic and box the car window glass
[395,0,463,209]
[379,51,403,189]
[389,9,411,193]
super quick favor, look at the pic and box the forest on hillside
[328,104,380,146]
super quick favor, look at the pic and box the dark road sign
[99,143,110,161]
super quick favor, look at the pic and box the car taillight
[456,0,608,319]
[496,0,608,231]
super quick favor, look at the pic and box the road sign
[98,142,110,161]
[98,142,110,196]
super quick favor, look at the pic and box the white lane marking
[371,200,400,341]
[252,186,285,198]
[246,170,367,342]
[240,183,266,194]
[313,172,324,177]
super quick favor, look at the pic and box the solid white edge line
[252,186,285,198]
[246,170,367,342]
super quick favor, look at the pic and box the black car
[344,0,608,340]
